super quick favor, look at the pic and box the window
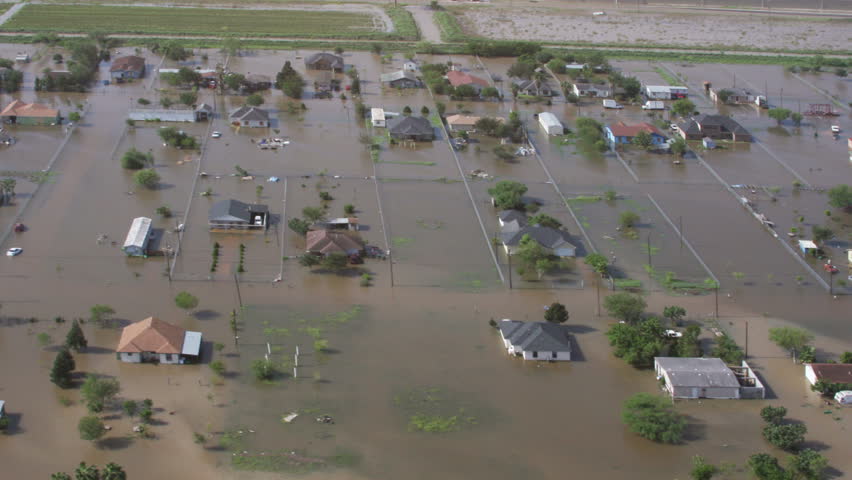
[552,352,557,358]
[532,351,538,358]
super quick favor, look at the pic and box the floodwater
[1,46,851,479]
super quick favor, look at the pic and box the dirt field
[456,6,852,51]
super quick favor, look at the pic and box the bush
[622,393,685,443]
[120,148,151,170]
[78,415,105,441]
[603,292,646,323]
[760,406,787,425]
[133,169,160,189]
[210,360,225,376]
[251,358,276,381]
[763,423,806,451]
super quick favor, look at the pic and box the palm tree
[532,69,549,96]
[0,178,15,203]
[102,463,127,480]
[74,462,99,480]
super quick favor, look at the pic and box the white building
[538,112,562,135]
[122,217,152,257]
[116,317,202,364]
[498,319,572,361]
[805,363,852,386]
[654,357,765,399]
[644,85,689,100]
[371,108,386,128]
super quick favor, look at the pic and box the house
[195,103,213,121]
[0,400,5,420]
[565,63,587,71]
[538,112,562,136]
[305,52,344,72]
[306,229,364,256]
[387,115,434,142]
[498,209,527,232]
[0,100,60,126]
[110,55,146,81]
[403,61,419,73]
[501,225,576,258]
[116,317,201,364]
[229,106,269,128]
[380,70,420,89]
[805,363,852,387]
[514,79,555,97]
[446,70,489,94]
[122,217,152,257]
[654,357,765,399]
[128,105,209,122]
[208,199,268,230]
[244,73,272,91]
[572,83,611,98]
[645,85,689,100]
[371,108,386,128]
[709,87,758,105]
[605,122,667,146]
[498,320,572,361]
[445,114,481,132]
[677,114,752,142]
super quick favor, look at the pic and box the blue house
[605,122,667,146]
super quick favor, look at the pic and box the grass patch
[652,66,681,86]
[2,4,414,40]
[0,170,56,183]
[0,4,13,16]
[429,113,443,128]
[391,237,414,247]
[566,195,602,205]
[433,10,467,42]
[385,6,418,41]
[614,278,643,290]
[231,448,360,474]
[394,386,481,433]
[379,160,436,166]
[416,218,445,230]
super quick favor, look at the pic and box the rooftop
[230,106,269,122]
[446,70,489,88]
[387,115,433,135]
[501,225,573,250]
[380,70,418,83]
[117,317,186,354]
[306,230,364,254]
[209,199,268,223]
[110,55,145,73]
[607,121,664,138]
[808,363,852,384]
[655,357,741,388]
[499,320,572,353]
[0,100,59,118]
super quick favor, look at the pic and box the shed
[122,217,152,257]
[0,400,5,418]
[645,85,689,100]
[371,108,386,128]
[0,100,60,126]
[498,320,572,361]
[128,108,197,122]
[835,391,852,405]
[538,112,562,136]
[798,239,818,255]
[654,357,764,399]
[403,61,419,72]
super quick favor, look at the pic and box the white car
[830,125,840,134]
[670,124,679,131]
[6,247,22,257]
[664,329,683,338]
[211,131,222,138]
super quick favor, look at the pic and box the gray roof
[681,114,749,135]
[230,106,269,122]
[501,225,573,250]
[196,103,213,113]
[500,320,572,353]
[655,357,741,388]
[381,70,418,83]
[305,52,344,68]
[123,216,152,250]
[209,199,268,223]
[498,210,527,224]
[718,87,754,97]
[387,115,433,135]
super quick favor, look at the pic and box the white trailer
[538,112,562,135]
[642,100,665,110]
[835,391,852,405]
[602,99,623,109]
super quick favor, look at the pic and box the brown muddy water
[1,47,851,479]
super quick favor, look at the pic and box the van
[602,99,623,109]
[642,101,665,110]
[835,390,852,405]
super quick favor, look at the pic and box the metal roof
[380,70,418,83]
[500,320,572,353]
[182,331,202,356]
[538,112,562,129]
[501,225,573,250]
[655,357,741,388]
[123,217,152,250]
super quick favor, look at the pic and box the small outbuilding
[209,199,268,230]
[387,115,434,142]
[305,53,344,72]
[654,357,765,399]
[445,114,481,132]
[116,317,202,364]
[835,391,852,405]
[645,85,688,100]
[798,239,819,255]
[371,108,386,128]
[537,112,562,136]
[110,55,146,81]
[122,217,152,257]
[498,319,572,361]
[230,106,269,128]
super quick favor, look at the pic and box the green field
[0,4,13,16]
[1,4,417,40]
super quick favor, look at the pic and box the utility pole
[714,286,719,318]
[646,232,652,275]
[233,273,243,308]
[507,253,513,289]
[678,216,683,253]
[745,320,749,358]
[388,250,394,287]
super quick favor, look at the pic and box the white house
[403,61,419,72]
[538,112,562,135]
[498,319,572,361]
[371,108,386,128]
[116,317,202,364]
[501,224,576,258]
[654,357,765,399]
[644,85,689,100]
[122,217,152,257]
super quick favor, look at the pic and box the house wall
[553,246,576,258]
[129,110,196,122]
[119,352,141,363]
[16,115,59,126]
[389,79,418,89]
[521,350,571,361]
[805,365,818,385]
[122,245,145,257]
[159,353,180,364]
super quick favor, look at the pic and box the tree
[454,84,478,98]
[763,423,806,451]
[584,252,609,275]
[175,291,199,313]
[748,454,786,480]
[791,112,803,126]
[811,225,833,244]
[840,351,852,363]
[75,462,101,480]
[276,61,304,99]
[402,105,412,116]
[0,178,17,203]
[223,72,245,91]
[516,234,556,279]
[827,184,852,212]
[251,358,276,380]
[711,335,744,364]
[68,111,81,123]
[78,416,105,442]
[768,108,792,125]
[544,302,569,324]
[210,360,225,376]
[632,130,654,149]
[90,304,115,327]
[671,99,696,118]
[101,463,127,480]
[769,327,814,362]
[134,169,160,189]
[120,148,151,170]
[481,86,499,99]
[299,254,320,268]
[528,213,562,229]
[788,449,827,480]
[80,375,120,413]
[302,206,325,223]
[65,319,87,352]
[51,474,72,480]
[620,211,640,229]
[690,455,717,480]
[488,180,528,210]
[420,106,430,116]
[321,252,349,271]
[288,218,310,236]
[621,392,685,443]
[156,205,172,218]
[674,325,702,357]
[435,102,446,116]
[716,89,732,103]
[50,348,75,388]
[162,41,191,61]
[123,399,138,417]
[662,306,686,326]
[760,405,787,425]
[606,317,666,367]
[344,204,356,215]
[221,36,243,56]
[670,137,688,157]
[604,292,647,323]
[178,91,197,106]
[246,93,264,106]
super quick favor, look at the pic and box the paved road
[0,2,24,25]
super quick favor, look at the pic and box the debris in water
[282,412,299,423]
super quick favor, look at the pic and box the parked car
[664,329,683,338]
[211,131,222,138]
[6,247,23,257]
[831,125,840,134]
